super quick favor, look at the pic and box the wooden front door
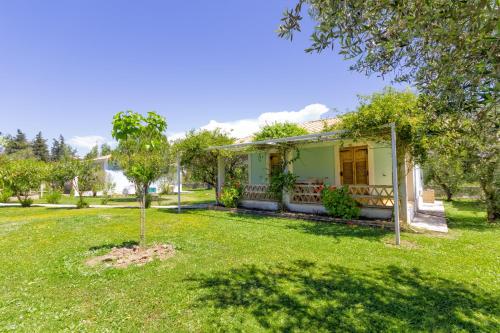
[340,146,368,185]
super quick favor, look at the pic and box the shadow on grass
[174,210,389,241]
[287,220,389,240]
[446,200,498,231]
[89,240,138,251]
[188,260,500,332]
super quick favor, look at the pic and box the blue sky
[0,0,401,154]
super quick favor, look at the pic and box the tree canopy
[174,129,246,197]
[112,110,170,246]
[253,122,308,141]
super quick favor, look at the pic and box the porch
[240,183,394,219]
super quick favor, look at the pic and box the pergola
[208,123,401,245]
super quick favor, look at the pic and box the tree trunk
[139,185,148,247]
[479,179,499,222]
[442,185,453,201]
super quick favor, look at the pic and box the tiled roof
[235,118,339,144]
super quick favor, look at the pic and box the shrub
[46,190,62,204]
[76,200,89,209]
[268,171,298,201]
[100,196,109,205]
[145,193,152,208]
[0,189,13,203]
[20,198,34,207]
[220,184,242,208]
[321,185,361,219]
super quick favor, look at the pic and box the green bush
[145,193,152,208]
[220,184,242,208]
[46,190,62,204]
[76,199,89,209]
[100,196,110,205]
[0,189,13,203]
[321,185,361,219]
[20,198,33,207]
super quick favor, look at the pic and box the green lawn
[33,188,215,207]
[0,200,498,332]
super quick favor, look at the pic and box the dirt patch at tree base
[86,244,175,268]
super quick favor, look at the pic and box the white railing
[290,184,394,207]
[242,184,276,201]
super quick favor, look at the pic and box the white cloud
[200,103,329,138]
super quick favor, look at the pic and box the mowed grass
[0,200,498,332]
[33,188,215,207]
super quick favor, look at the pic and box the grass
[32,188,215,207]
[0,200,498,332]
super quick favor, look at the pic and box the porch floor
[410,200,448,233]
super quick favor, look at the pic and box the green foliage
[278,1,496,114]
[220,183,243,208]
[0,188,13,203]
[0,159,47,207]
[268,171,298,205]
[62,158,102,208]
[332,88,425,162]
[253,122,308,141]
[423,135,467,201]
[45,190,62,204]
[112,110,170,245]
[175,129,245,194]
[279,1,498,221]
[321,185,360,219]
[76,200,89,209]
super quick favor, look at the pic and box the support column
[176,154,181,213]
[217,156,225,205]
[282,150,293,210]
[391,123,401,246]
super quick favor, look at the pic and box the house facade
[215,119,423,224]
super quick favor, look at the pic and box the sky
[0,0,402,155]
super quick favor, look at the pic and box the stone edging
[208,205,394,230]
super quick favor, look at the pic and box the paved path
[410,200,448,233]
[0,203,210,210]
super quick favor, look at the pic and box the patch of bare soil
[86,244,175,268]
[384,239,420,249]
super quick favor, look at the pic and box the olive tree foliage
[328,88,425,221]
[0,159,47,207]
[112,111,169,246]
[278,0,498,221]
[174,129,246,199]
[424,144,466,202]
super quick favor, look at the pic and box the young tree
[278,1,498,221]
[174,129,245,200]
[112,111,169,246]
[0,159,47,207]
[32,131,50,162]
[72,159,102,208]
